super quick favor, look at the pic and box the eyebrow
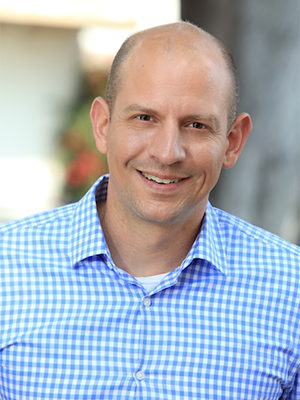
[123,104,158,115]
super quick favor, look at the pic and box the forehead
[116,32,231,114]
[126,28,227,74]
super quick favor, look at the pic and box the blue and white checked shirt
[1,175,300,400]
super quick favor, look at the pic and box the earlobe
[222,112,252,169]
[90,97,110,154]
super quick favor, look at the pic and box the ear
[222,112,252,169]
[90,96,110,154]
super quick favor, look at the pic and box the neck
[97,198,204,278]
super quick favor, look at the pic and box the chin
[135,208,190,226]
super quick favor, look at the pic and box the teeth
[142,172,180,184]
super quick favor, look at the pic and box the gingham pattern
[1,175,300,400]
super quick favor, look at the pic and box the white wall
[0,23,81,221]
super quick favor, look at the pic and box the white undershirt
[135,272,169,293]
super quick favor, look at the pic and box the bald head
[106,22,239,130]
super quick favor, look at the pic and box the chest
[1,275,297,399]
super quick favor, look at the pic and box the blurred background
[0,0,299,245]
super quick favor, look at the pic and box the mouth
[141,172,183,184]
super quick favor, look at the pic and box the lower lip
[138,171,187,192]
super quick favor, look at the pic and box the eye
[188,122,207,130]
[137,114,154,122]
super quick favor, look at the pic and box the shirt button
[143,297,151,307]
[136,370,145,381]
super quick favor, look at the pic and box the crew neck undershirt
[135,272,169,293]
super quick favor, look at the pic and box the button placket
[137,297,152,384]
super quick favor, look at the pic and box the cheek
[195,141,226,173]
[212,146,227,170]
[106,130,144,168]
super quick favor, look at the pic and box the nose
[147,121,186,165]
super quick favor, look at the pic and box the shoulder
[1,203,76,231]
[211,206,300,317]
[0,203,76,246]
[213,206,300,257]
[210,206,300,284]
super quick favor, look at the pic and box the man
[0,22,299,399]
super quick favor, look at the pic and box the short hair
[106,22,239,130]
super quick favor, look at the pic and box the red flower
[66,149,104,188]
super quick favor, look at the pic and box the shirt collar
[181,202,228,276]
[69,175,227,275]
[69,175,110,268]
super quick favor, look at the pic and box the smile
[141,172,182,184]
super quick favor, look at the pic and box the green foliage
[59,70,109,203]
